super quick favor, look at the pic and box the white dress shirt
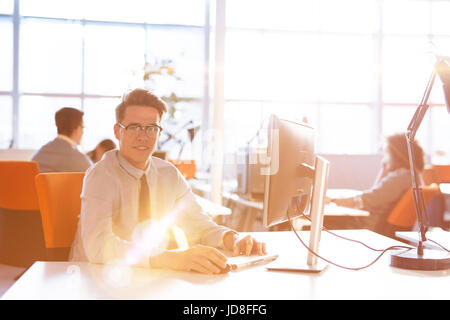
[69,150,231,267]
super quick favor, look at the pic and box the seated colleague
[328,133,425,237]
[31,107,92,173]
[70,88,266,274]
[87,139,117,163]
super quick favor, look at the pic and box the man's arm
[149,245,228,274]
[148,231,266,274]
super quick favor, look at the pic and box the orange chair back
[35,172,85,249]
[0,161,40,211]
[168,159,196,179]
[432,165,450,183]
[387,184,441,228]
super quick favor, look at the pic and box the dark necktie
[139,174,151,222]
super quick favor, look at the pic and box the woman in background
[87,139,117,163]
[328,133,425,238]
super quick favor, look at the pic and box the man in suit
[32,107,92,173]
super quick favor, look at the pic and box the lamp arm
[407,70,436,139]
[405,69,437,252]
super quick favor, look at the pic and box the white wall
[320,153,383,190]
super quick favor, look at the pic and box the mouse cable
[286,209,413,271]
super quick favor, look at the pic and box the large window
[20,19,83,94]
[2,0,450,165]
[224,0,450,164]
[6,0,206,154]
[0,19,13,92]
[0,96,13,148]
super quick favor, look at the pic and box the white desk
[225,192,369,217]
[440,183,450,195]
[194,195,231,217]
[227,189,369,231]
[3,230,449,300]
[395,229,450,250]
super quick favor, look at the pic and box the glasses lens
[126,124,141,135]
[145,126,161,135]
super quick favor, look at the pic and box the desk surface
[191,177,369,217]
[3,230,449,300]
[395,229,450,250]
[440,183,450,195]
[194,195,231,217]
[224,189,369,217]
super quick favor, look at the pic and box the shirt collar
[116,150,153,180]
[57,134,78,146]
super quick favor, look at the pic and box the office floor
[0,264,26,298]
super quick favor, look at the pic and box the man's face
[114,105,161,170]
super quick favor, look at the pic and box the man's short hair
[115,88,168,123]
[55,107,84,136]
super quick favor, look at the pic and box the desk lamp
[390,56,450,270]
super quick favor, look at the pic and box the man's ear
[113,124,120,141]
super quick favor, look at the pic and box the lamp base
[390,248,450,271]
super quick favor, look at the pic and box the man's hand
[150,245,228,274]
[330,197,356,208]
[223,231,266,256]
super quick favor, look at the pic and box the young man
[70,89,266,274]
[31,107,92,173]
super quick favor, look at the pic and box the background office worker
[70,88,266,274]
[329,133,425,237]
[86,138,117,163]
[31,107,92,173]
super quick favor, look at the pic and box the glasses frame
[117,122,163,136]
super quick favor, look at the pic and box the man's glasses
[118,123,162,136]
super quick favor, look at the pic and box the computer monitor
[263,114,330,272]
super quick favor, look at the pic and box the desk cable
[286,209,414,271]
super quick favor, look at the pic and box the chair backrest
[432,165,450,183]
[0,161,40,211]
[35,172,85,249]
[387,184,441,228]
[168,159,196,179]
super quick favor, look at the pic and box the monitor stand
[266,156,330,274]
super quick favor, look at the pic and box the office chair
[35,172,85,261]
[432,165,450,183]
[0,161,46,267]
[168,159,197,179]
[387,183,443,229]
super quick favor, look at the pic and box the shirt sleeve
[359,169,411,216]
[172,171,232,248]
[78,170,150,267]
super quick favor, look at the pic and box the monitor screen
[263,114,315,227]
